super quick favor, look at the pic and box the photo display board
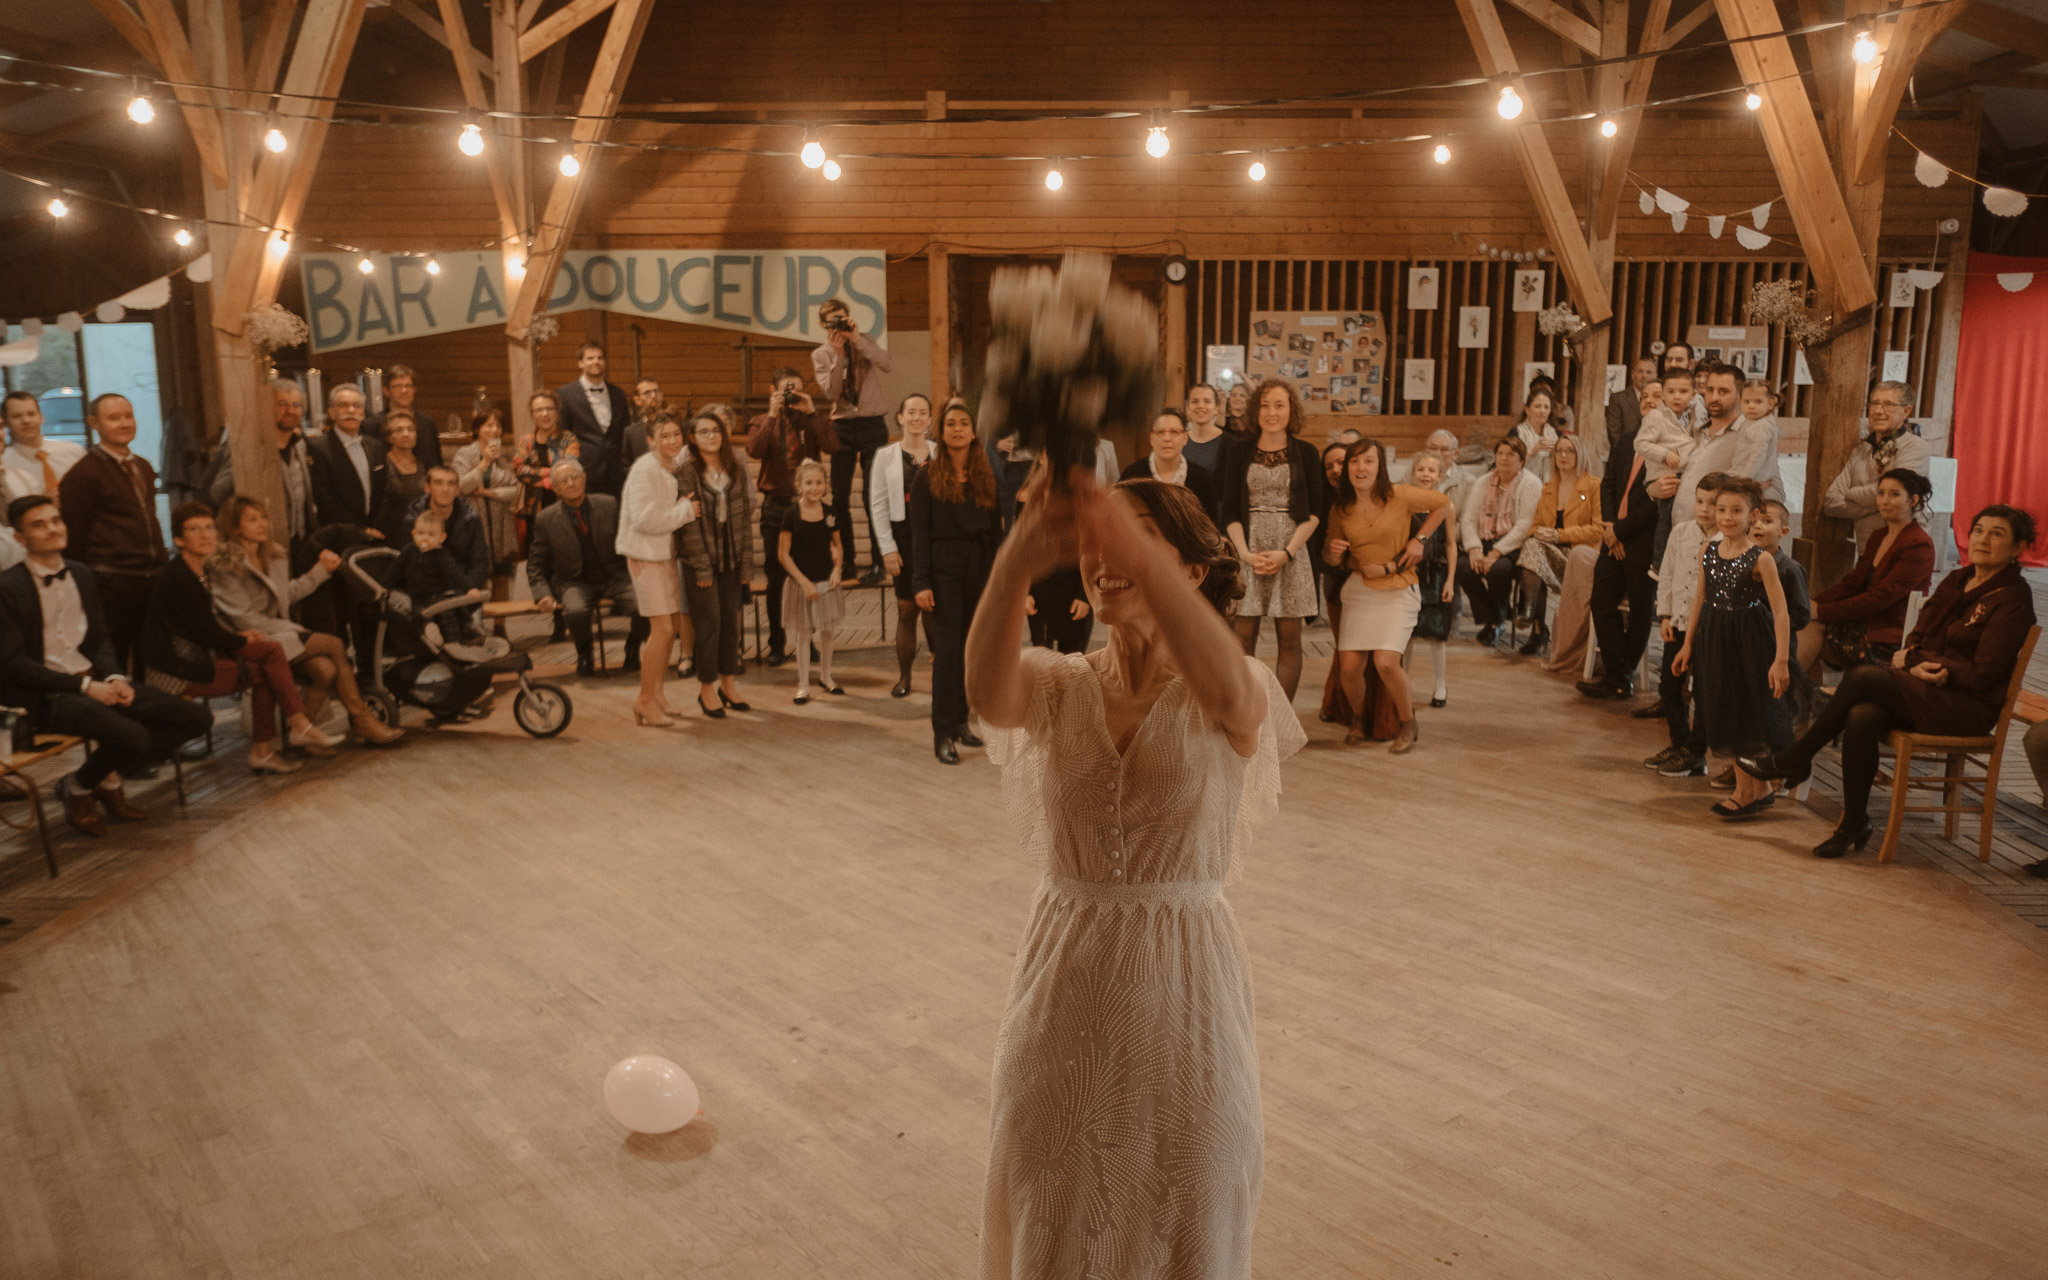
[1245,310,1389,413]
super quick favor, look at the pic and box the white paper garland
[1735,225,1772,250]
[1983,187,2029,218]
[1998,273,2036,293]
[1914,152,1949,188]
[1707,215,1726,239]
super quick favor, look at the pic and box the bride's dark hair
[1110,478,1244,616]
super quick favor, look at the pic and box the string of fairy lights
[1,0,2026,292]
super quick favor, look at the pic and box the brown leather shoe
[58,776,105,837]
[94,782,148,823]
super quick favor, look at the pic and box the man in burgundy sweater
[745,366,837,666]
[57,393,167,673]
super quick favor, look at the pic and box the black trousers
[682,566,744,680]
[94,571,153,676]
[758,493,795,652]
[43,686,213,789]
[1590,538,1655,687]
[1781,663,1919,828]
[829,415,887,567]
[928,537,994,737]
[1453,540,1518,628]
[557,574,645,657]
[1029,569,1093,654]
[1659,627,1705,755]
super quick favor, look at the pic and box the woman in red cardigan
[1741,504,2038,859]
[1798,468,1935,674]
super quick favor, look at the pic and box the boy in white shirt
[1646,472,1728,778]
[1635,367,1698,564]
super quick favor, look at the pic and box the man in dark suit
[0,495,211,836]
[362,362,444,469]
[1577,439,1658,701]
[555,341,629,496]
[525,458,645,675]
[1604,356,1658,466]
[308,384,389,532]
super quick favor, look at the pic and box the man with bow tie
[0,495,211,836]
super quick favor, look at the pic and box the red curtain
[1951,252,2048,566]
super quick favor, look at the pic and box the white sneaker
[288,721,342,750]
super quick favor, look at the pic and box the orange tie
[35,449,58,496]
[1616,454,1644,520]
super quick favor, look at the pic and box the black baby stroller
[341,546,572,738]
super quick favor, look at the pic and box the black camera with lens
[824,316,855,333]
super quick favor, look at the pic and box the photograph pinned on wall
[1521,361,1555,402]
[1512,268,1545,312]
[1251,342,1278,363]
[1735,347,1770,379]
[1699,347,1724,365]
[1408,267,1440,310]
[1305,385,1330,404]
[1457,306,1490,349]
[1882,350,1911,382]
[1794,350,1813,386]
[1205,344,1246,389]
[1287,332,1315,355]
[1890,272,1919,309]
[1361,336,1385,361]
[1343,312,1374,335]
[1366,365,1382,386]
[1252,318,1277,338]
[1606,364,1629,393]
[1404,357,1436,401]
[1242,308,1389,413]
[1329,375,1358,404]
[1315,356,1330,375]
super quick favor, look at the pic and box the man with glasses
[363,364,443,469]
[1822,380,1930,546]
[621,377,665,466]
[1119,408,1219,518]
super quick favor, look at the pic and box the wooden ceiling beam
[1951,1,2048,63]
[1593,0,1674,242]
[1455,0,1613,325]
[433,0,523,257]
[245,0,300,97]
[1663,1,1715,48]
[508,0,652,336]
[131,0,232,189]
[518,0,615,63]
[81,0,163,71]
[1502,0,1604,55]
[387,0,494,83]
[1850,0,1966,184]
[1714,0,1876,311]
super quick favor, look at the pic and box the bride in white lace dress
[966,473,1306,1280]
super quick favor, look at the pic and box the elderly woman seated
[208,494,404,750]
[1515,432,1603,662]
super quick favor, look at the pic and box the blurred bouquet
[979,252,1160,484]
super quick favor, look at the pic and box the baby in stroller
[396,510,487,651]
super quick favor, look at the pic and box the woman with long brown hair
[910,398,1002,763]
[451,407,523,627]
[1216,379,1325,703]
[676,410,755,718]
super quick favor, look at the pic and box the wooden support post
[1164,280,1187,409]
[928,246,951,402]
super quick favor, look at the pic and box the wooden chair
[0,734,85,877]
[1874,626,2041,863]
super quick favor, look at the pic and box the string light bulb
[1045,163,1064,191]
[47,197,68,218]
[558,151,580,176]
[1145,124,1170,158]
[458,122,484,156]
[822,158,842,181]
[1599,117,1618,138]
[174,227,193,247]
[267,230,290,258]
[263,118,288,153]
[1852,29,1878,63]
[127,89,155,125]
[506,256,526,279]
[1432,142,1451,165]
[1496,85,1524,120]
[1248,152,1267,181]
[425,257,442,275]
[357,256,375,275]
[1744,88,1763,111]
[799,132,825,168]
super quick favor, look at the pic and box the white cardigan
[867,439,936,557]
[1458,468,1543,554]
[615,451,699,562]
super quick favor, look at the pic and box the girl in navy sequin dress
[1673,475,1791,818]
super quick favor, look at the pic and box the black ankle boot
[934,736,960,765]
[1736,749,1810,788]
[1813,821,1874,859]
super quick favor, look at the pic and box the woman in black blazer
[143,502,339,774]
[1214,380,1325,701]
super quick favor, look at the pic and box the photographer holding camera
[809,298,892,585]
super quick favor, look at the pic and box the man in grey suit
[525,459,644,675]
[1604,356,1659,468]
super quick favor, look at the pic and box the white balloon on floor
[603,1055,700,1133]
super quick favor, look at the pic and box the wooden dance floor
[4,634,2048,1278]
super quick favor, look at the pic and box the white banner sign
[301,249,888,355]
